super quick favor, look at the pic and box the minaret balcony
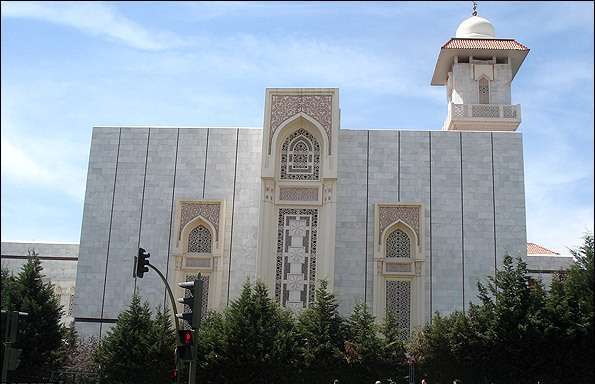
[443,102,521,131]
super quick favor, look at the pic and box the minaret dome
[455,15,496,39]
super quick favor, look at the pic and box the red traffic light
[180,330,193,345]
[170,368,177,379]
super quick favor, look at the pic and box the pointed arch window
[280,128,320,181]
[383,228,414,341]
[188,225,212,254]
[386,229,411,258]
[478,77,490,104]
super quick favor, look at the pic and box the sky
[1,1,593,255]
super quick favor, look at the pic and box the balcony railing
[444,103,521,131]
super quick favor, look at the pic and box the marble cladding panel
[461,132,496,307]
[335,130,368,314]
[229,129,262,300]
[102,128,149,324]
[365,131,398,308]
[203,128,239,307]
[430,132,464,314]
[493,133,527,264]
[74,128,120,325]
[136,129,178,310]
[399,131,431,322]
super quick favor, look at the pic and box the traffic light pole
[146,263,181,333]
[144,263,184,384]
[137,251,197,384]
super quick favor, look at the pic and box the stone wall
[74,126,527,336]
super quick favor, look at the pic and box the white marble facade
[73,14,537,338]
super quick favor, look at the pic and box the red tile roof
[442,38,529,51]
[527,242,560,255]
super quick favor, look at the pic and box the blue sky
[1,1,593,254]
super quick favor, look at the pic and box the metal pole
[147,263,180,332]
[146,263,182,384]
[187,277,202,384]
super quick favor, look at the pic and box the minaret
[431,5,530,131]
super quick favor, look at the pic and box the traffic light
[4,347,22,371]
[176,277,203,330]
[134,247,150,278]
[175,329,193,361]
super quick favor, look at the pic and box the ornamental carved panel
[179,202,221,241]
[269,95,332,154]
[378,206,420,245]
[275,208,318,312]
[279,187,319,202]
[386,280,411,341]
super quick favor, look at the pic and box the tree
[196,280,297,384]
[2,253,67,379]
[410,255,552,383]
[543,233,594,382]
[343,302,387,383]
[378,310,407,382]
[93,294,175,384]
[296,280,347,383]
[408,311,471,383]
[1,267,17,310]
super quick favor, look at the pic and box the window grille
[478,78,490,104]
[280,129,320,181]
[386,280,411,341]
[188,225,212,253]
[386,230,411,258]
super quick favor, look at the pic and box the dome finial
[472,1,478,16]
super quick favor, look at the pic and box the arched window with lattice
[384,228,413,340]
[279,128,321,181]
[386,229,411,258]
[478,77,490,104]
[188,225,212,254]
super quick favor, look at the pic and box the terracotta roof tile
[527,242,559,255]
[442,38,529,51]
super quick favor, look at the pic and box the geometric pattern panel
[269,94,332,154]
[179,202,220,241]
[279,187,319,201]
[187,225,212,253]
[386,280,411,341]
[478,78,489,104]
[378,206,420,245]
[386,229,411,258]
[275,208,318,312]
[182,274,209,329]
[280,128,320,181]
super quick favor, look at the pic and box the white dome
[455,16,496,39]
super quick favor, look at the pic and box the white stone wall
[334,130,368,314]
[451,62,512,105]
[74,126,528,337]
[526,255,575,289]
[365,130,399,311]
[1,242,78,325]
[228,129,262,299]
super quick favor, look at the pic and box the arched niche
[271,114,328,180]
[380,220,421,261]
[179,215,220,256]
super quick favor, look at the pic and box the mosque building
[72,12,561,338]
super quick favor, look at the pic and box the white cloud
[1,1,185,50]
[1,135,87,201]
[118,33,443,104]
